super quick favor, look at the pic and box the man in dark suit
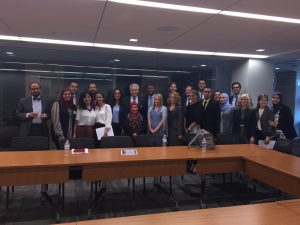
[68,80,79,105]
[201,87,220,136]
[144,84,156,115]
[125,83,147,133]
[17,82,50,137]
[229,82,241,106]
[197,79,206,100]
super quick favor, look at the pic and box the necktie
[33,97,41,101]
[234,95,238,106]
[133,96,136,103]
[203,100,208,108]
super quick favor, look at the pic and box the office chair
[273,139,294,155]
[291,139,300,157]
[100,136,134,148]
[0,126,19,151]
[9,136,49,209]
[134,135,165,195]
[215,133,243,145]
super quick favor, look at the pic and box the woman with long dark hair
[73,91,96,139]
[51,88,77,148]
[109,88,127,136]
[271,92,297,139]
[95,91,112,137]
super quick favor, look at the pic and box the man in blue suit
[17,82,49,137]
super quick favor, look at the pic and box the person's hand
[264,136,270,144]
[149,128,155,134]
[41,113,48,119]
[104,131,108,137]
[269,121,277,128]
[28,112,38,118]
[250,137,255,144]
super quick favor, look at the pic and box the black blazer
[168,106,183,134]
[17,96,50,137]
[256,107,274,137]
[110,102,127,129]
[201,98,220,136]
[232,108,256,141]
[274,104,297,139]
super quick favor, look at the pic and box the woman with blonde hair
[232,93,256,144]
[148,93,167,136]
[167,92,183,146]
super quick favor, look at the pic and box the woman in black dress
[271,92,297,139]
[232,93,256,144]
[167,92,183,146]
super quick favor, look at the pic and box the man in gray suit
[17,82,49,137]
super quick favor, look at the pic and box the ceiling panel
[95,2,215,47]
[0,0,105,42]
[0,19,14,35]
[227,0,300,18]
[166,15,297,54]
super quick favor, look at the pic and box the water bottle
[201,138,207,152]
[64,140,70,155]
[162,134,167,147]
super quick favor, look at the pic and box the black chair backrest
[0,126,19,149]
[100,136,134,148]
[58,138,95,150]
[215,133,243,145]
[291,139,300,157]
[134,134,163,147]
[273,139,294,155]
[11,136,49,151]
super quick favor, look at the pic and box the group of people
[17,79,297,149]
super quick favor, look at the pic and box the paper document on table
[95,127,114,140]
[258,140,276,149]
[121,149,138,155]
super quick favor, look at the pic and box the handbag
[187,129,215,150]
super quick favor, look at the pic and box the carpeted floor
[0,173,290,225]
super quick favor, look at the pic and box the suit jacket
[256,107,274,137]
[201,98,220,136]
[274,104,297,139]
[232,108,256,141]
[229,94,240,105]
[109,102,128,129]
[17,96,50,136]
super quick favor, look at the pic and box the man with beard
[17,82,50,136]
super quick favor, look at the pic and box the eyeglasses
[232,86,240,89]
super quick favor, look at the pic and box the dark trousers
[112,122,122,136]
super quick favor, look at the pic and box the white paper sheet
[95,127,114,140]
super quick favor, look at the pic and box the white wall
[231,59,274,106]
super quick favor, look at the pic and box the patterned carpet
[0,173,289,225]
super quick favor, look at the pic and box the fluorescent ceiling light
[256,49,265,52]
[109,0,220,14]
[109,0,300,24]
[129,38,138,42]
[6,51,14,55]
[114,59,120,62]
[0,35,268,59]
[220,11,300,24]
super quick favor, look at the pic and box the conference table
[1,144,300,221]
[59,200,300,225]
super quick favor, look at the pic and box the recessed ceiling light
[201,64,207,67]
[256,49,265,52]
[114,59,120,62]
[109,0,300,24]
[6,51,14,55]
[129,38,138,42]
[275,67,280,70]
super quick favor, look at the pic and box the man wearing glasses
[229,82,241,106]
